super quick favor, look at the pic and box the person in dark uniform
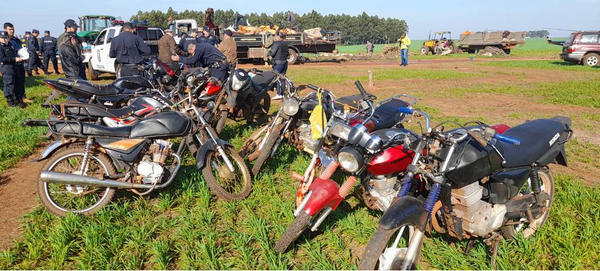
[109,23,151,77]
[172,42,229,81]
[0,31,26,108]
[59,32,86,80]
[57,19,79,52]
[3,22,28,104]
[41,30,59,74]
[26,29,47,76]
[198,26,219,46]
[179,30,198,52]
[269,31,289,100]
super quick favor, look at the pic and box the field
[0,51,599,269]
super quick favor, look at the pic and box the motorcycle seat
[53,103,135,119]
[251,71,277,92]
[497,118,569,168]
[56,77,150,97]
[372,99,410,130]
[54,122,132,137]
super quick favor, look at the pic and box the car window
[137,29,148,40]
[564,34,576,46]
[579,34,598,43]
[95,30,107,45]
[106,29,116,44]
[147,29,158,41]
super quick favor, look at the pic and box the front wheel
[202,145,252,201]
[37,145,116,216]
[215,109,229,135]
[274,211,313,253]
[252,123,284,176]
[359,224,424,270]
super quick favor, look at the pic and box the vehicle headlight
[186,75,194,85]
[337,147,363,173]
[330,121,351,141]
[282,98,299,116]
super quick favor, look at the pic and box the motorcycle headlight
[186,75,195,86]
[330,121,351,141]
[337,146,363,173]
[282,98,299,116]
[231,69,249,91]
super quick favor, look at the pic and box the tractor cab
[78,15,117,43]
[421,31,459,55]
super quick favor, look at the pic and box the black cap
[0,31,8,38]
[203,25,210,32]
[64,19,78,28]
[224,30,232,36]
[122,22,134,29]
[44,30,50,34]
[25,31,31,35]
[32,29,39,34]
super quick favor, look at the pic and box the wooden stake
[368,70,374,88]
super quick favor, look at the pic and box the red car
[549,31,600,66]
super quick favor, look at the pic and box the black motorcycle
[358,107,572,270]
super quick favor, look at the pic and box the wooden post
[368,70,374,88]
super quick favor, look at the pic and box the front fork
[192,106,236,172]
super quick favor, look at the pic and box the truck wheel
[503,49,511,54]
[115,64,122,79]
[467,49,476,54]
[583,53,600,66]
[88,61,99,80]
[287,49,298,65]
[420,46,429,55]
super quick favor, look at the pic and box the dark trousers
[209,63,230,82]
[15,64,26,99]
[1,67,16,101]
[119,64,144,78]
[27,51,46,73]
[273,62,288,95]
[43,51,59,73]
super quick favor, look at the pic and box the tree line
[130,8,409,45]
[526,30,550,38]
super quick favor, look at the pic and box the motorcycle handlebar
[494,133,521,146]
[354,81,368,98]
[307,84,319,91]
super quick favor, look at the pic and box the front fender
[35,140,68,162]
[304,178,343,216]
[195,139,233,169]
[379,196,428,231]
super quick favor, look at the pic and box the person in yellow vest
[398,33,411,66]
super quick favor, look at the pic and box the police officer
[26,29,47,76]
[198,26,219,46]
[41,30,59,74]
[60,32,86,80]
[57,19,79,52]
[179,29,198,52]
[109,22,151,77]
[269,31,289,100]
[172,42,229,82]
[0,30,26,108]
[3,22,28,104]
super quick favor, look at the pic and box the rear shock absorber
[530,169,541,194]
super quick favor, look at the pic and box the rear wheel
[359,224,423,270]
[583,53,600,66]
[274,211,313,253]
[287,48,299,65]
[244,92,270,124]
[501,168,555,239]
[37,145,116,216]
[203,145,252,201]
[420,46,429,55]
[252,123,284,176]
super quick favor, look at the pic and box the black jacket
[0,43,18,73]
[269,41,289,65]
[60,43,85,79]
[179,43,226,68]
[109,31,150,65]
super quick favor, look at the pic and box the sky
[1,0,599,39]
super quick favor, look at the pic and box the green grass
[480,60,600,71]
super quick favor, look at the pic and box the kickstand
[464,239,476,254]
[484,233,502,270]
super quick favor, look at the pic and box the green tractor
[77,15,117,43]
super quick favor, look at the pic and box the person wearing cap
[269,31,289,100]
[216,29,237,67]
[158,29,185,71]
[109,22,151,77]
[3,22,28,104]
[41,30,59,74]
[172,42,229,81]
[0,30,26,108]
[198,26,219,46]
[59,32,86,80]
[57,19,80,52]
[26,29,47,76]
[179,30,198,55]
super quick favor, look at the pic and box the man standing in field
[398,33,411,66]
[366,41,374,55]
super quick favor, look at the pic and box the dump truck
[459,31,526,54]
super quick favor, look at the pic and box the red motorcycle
[274,82,512,253]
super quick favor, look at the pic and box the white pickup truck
[86,25,164,80]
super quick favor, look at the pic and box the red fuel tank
[367,144,415,176]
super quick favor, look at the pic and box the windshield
[564,33,576,46]
[83,18,112,32]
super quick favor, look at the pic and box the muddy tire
[274,211,313,253]
[251,123,284,176]
[38,145,116,216]
[501,168,555,240]
[239,125,269,160]
[359,225,423,270]
[215,110,229,135]
[202,146,252,201]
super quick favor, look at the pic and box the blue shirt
[197,35,219,46]
[109,31,151,64]
[179,43,226,67]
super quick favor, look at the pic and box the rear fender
[304,178,343,216]
[195,139,233,169]
[35,140,68,162]
[554,145,568,166]
[379,196,428,232]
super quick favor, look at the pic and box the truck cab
[87,24,164,79]
[168,19,198,44]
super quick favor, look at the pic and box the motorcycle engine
[451,182,507,237]
[366,175,398,211]
[298,122,319,153]
[136,140,172,184]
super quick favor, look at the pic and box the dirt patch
[0,148,44,250]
